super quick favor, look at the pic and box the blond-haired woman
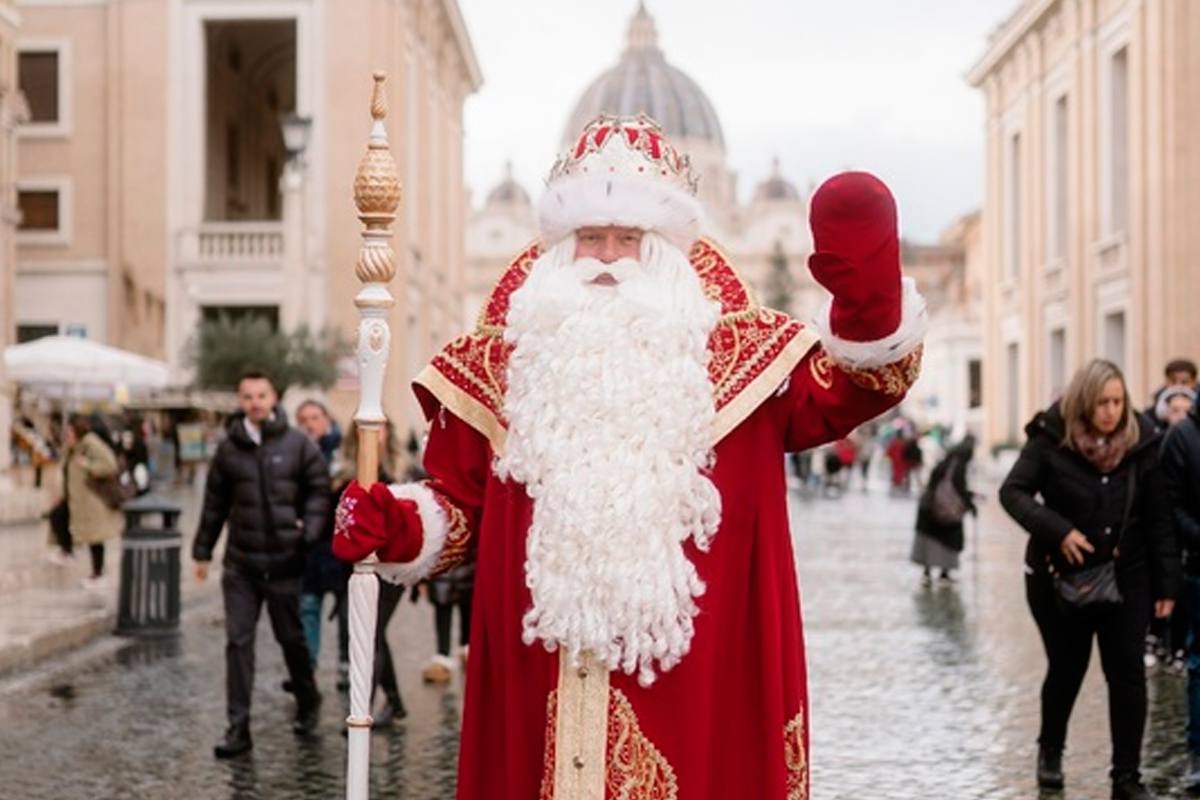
[64,413,124,588]
[1000,359,1180,800]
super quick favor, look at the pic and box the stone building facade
[0,0,19,473]
[969,0,1200,447]
[11,0,480,435]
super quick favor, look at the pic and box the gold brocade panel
[784,711,809,800]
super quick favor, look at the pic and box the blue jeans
[299,590,349,671]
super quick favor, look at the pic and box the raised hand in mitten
[331,480,423,564]
[808,171,902,342]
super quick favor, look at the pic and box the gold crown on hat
[547,113,700,195]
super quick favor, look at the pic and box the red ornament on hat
[538,114,705,254]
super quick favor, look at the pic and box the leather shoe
[292,690,322,736]
[1185,752,1200,794]
[1037,746,1063,789]
[1112,772,1156,800]
[374,697,407,729]
[213,725,252,758]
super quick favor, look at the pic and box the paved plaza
[0,475,1190,799]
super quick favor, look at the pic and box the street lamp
[280,112,312,163]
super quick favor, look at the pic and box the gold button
[573,755,585,769]
[577,666,589,679]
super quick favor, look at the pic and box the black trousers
[434,589,473,656]
[374,580,405,708]
[221,564,317,731]
[1026,568,1150,776]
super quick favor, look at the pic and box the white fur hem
[812,277,928,369]
[427,654,456,670]
[374,483,449,586]
[537,172,704,254]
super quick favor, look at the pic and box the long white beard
[495,233,723,687]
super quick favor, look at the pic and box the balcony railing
[177,222,285,267]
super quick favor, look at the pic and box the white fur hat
[538,114,705,253]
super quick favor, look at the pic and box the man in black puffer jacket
[193,371,331,758]
[1160,402,1200,791]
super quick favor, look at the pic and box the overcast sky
[456,0,1016,242]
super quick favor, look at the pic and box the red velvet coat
[397,242,920,799]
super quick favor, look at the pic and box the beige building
[0,0,18,474]
[902,212,986,439]
[969,0,1200,448]
[12,0,480,437]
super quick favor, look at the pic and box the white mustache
[571,257,640,286]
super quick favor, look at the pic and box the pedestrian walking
[1158,385,1200,791]
[912,434,977,584]
[999,358,1180,800]
[419,563,476,685]
[64,413,125,588]
[1145,358,1197,420]
[1155,384,1195,430]
[294,398,351,692]
[192,370,331,758]
[1145,385,1194,670]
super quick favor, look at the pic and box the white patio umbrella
[3,335,170,398]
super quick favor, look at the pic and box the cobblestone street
[0,476,1190,798]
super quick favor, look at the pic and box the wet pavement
[0,473,1192,799]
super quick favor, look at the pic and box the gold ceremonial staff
[345,71,400,800]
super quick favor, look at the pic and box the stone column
[280,160,307,332]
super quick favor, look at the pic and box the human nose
[598,236,619,264]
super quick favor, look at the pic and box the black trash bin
[117,494,183,637]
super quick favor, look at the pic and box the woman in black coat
[999,359,1180,800]
[912,434,978,583]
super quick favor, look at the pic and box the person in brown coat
[64,414,124,588]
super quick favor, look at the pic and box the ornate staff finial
[353,72,401,285]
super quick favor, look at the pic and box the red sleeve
[775,344,923,453]
[417,405,491,576]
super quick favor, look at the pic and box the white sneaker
[46,549,74,567]
[80,575,106,590]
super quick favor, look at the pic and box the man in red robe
[334,114,926,799]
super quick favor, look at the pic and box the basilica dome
[562,4,725,152]
[753,158,802,202]
[485,162,530,207]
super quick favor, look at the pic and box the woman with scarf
[1000,359,1180,800]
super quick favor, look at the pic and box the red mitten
[331,480,423,564]
[808,171,902,342]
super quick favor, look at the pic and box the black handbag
[1053,469,1136,611]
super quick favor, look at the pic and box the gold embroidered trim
[552,652,610,800]
[428,490,471,576]
[414,363,508,454]
[808,348,835,390]
[840,345,924,397]
[539,691,558,800]
[785,711,809,800]
[711,325,818,445]
[606,688,679,800]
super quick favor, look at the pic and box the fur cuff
[813,277,928,369]
[375,482,449,586]
[537,172,704,254]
